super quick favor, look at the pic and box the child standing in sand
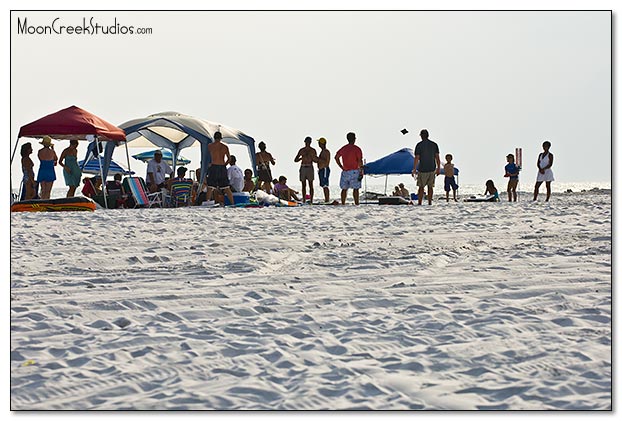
[504,153,520,202]
[484,180,500,201]
[443,154,459,202]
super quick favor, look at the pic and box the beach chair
[123,176,162,208]
[169,180,194,207]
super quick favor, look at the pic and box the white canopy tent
[100,112,258,183]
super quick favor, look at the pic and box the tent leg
[10,137,21,197]
[96,136,108,209]
[384,175,388,196]
[123,141,133,175]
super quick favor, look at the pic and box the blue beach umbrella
[131,149,191,166]
[79,158,134,176]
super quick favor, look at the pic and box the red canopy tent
[12,105,128,208]
[17,105,126,141]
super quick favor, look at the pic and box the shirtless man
[316,137,331,203]
[205,131,234,205]
[294,136,318,203]
[256,142,276,193]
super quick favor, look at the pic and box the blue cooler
[224,192,251,205]
[410,193,418,201]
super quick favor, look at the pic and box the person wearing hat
[294,136,319,203]
[316,137,331,203]
[36,135,58,200]
[146,149,173,193]
[504,153,520,202]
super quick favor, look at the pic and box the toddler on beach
[443,154,459,202]
[504,153,520,202]
[484,179,500,202]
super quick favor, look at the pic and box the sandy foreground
[10,193,611,410]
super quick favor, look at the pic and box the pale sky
[9,9,612,188]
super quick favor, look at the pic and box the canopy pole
[10,138,20,199]
[96,136,108,209]
[384,175,388,195]
[123,141,132,174]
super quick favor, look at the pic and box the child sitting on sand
[443,154,459,202]
[484,179,500,202]
[273,176,300,201]
[504,153,520,202]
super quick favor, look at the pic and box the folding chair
[169,180,194,207]
[123,177,162,208]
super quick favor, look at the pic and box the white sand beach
[10,191,611,410]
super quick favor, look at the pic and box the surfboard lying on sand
[11,196,97,212]
[463,194,498,202]
[379,196,411,205]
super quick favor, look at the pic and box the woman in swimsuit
[20,142,37,200]
[59,139,82,198]
[37,136,58,200]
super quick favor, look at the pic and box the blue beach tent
[79,157,134,176]
[364,148,459,194]
[364,148,459,176]
[131,149,191,166]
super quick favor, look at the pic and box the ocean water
[12,180,610,201]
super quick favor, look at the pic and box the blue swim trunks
[318,167,330,187]
[444,176,458,192]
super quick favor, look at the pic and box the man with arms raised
[335,132,364,205]
[205,131,234,206]
[411,129,441,205]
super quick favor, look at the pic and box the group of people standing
[20,136,83,200]
[19,129,556,206]
[143,128,556,207]
[410,128,555,204]
[254,132,365,205]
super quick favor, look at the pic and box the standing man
[255,141,276,193]
[205,131,234,206]
[294,136,318,203]
[146,149,173,193]
[411,129,440,205]
[317,137,331,203]
[335,132,364,205]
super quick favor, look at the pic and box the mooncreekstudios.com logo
[16,16,153,35]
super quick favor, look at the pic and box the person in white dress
[533,141,554,201]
